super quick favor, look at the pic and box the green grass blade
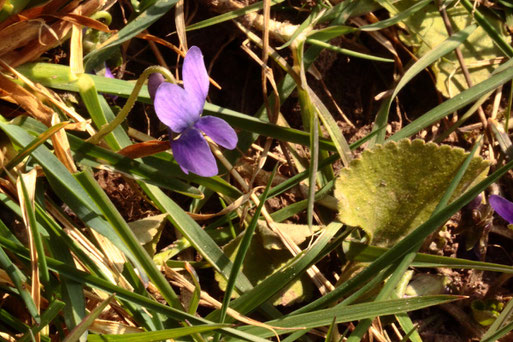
[16,63,152,103]
[481,298,513,341]
[68,133,203,198]
[206,222,346,322]
[306,38,394,63]
[234,295,463,339]
[0,121,138,262]
[371,24,477,145]
[18,172,49,284]
[390,63,513,141]
[76,74,121,150]
[74,170,182,309]
[308,87,353,166]
[0,245,39,322]
[3,121,69,171]
[19,300,66,342]
[360,0,431,31]
[63,294,116,342]
[218,166,277,324]
[83,0,179,71]
[138,183,254,292]
[460,0,513,57]
[344,241,513,273]
[186,0,284,31]
[88,325,229,342]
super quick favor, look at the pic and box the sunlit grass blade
[306,39,394,63]
[76,74,122,150]
[481,320,513,342]
[233,295,463,339]
[359,0,431,31]
[390,64,513,142]
[17,63,152,102]
[74,170,182,309]
[68,133,203,198]
[218,165,277,325]
[83,0,179,71]
[63,294,116,342]
[308,87,352,166]
[138,183,252,292]
[186,0,284,31]
[88,324,229,342]
[371,24,477,145]
[0,121,139,261]
[460,0,513,57]
[0,234,268,341]
[3,121,69,171]
[344,241,513,273]
[270,180,335,223]
[306,25,357,42]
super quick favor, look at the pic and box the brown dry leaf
[0,269,14,286]
[118,140,170,159]
[0,72,53,125]
[0,0,109,67]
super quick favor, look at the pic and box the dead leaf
[0,72,53,125]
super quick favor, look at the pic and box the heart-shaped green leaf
[335,139,489,247]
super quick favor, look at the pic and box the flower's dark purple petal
[489,195,513,224]
[171,127,217,177]
[154,82,200,133]
[195,115,237,150]
[183,46,209,115]
[148,73,165,101]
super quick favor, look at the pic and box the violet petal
[148,73,165,101]
[183,46,209,115]
[195,115,238,150]
[104,65,115,79]
[154,82,200,133]
[489,195,513,224]
[171,127,218,177]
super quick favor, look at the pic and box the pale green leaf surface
[335,139,489,247]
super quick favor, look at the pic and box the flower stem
[87,66,174,145]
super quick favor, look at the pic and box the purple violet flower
[489,195,513,224]
[150,46,238,177]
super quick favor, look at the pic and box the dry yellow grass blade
[164,265,300,337]
[50,114,77,173]
[175,0,188,51]
[70,22,84,75]
[0,72,53,125]
[89,319,143,335]
[16,169,40,342]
